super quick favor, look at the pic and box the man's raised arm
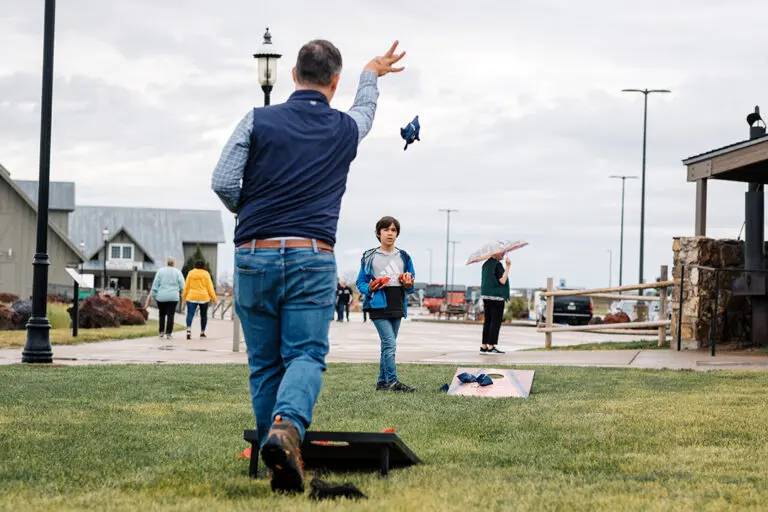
[211,110,253,213]
[346,40,406,144]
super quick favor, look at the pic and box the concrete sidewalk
[1,313,767,371]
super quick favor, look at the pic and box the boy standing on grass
[357,216,417,392]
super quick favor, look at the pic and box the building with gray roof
[1,165,225,298]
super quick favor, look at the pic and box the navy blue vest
[234,90,359,246]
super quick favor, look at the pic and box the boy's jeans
[234,245,336,447]
[373,318,401,384]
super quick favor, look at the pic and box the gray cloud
[2,0,768,290]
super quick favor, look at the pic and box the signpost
[65,268,92,337]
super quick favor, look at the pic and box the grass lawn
[0,322,168,349]
[1,364,768,510]
[0,302,179,348]
[526,340,668,351]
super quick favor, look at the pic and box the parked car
[537,294,593,325]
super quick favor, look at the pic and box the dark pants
[157,301,178,336]
[336,301,350,321]
[186,302,209,332]
[482,299,505,346]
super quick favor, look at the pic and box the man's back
[235,91,358,246]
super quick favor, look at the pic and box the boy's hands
[400,272,414,288]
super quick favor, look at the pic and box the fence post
[233,308,241,353]
[658,265,668,347]
[545,277,554,349]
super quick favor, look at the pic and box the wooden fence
[537,265,677,348]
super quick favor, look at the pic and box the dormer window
[109,243,133,262]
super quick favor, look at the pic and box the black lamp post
[609,175,638,289]
[253,27,281,106]
[22,0,57,364]
[621,88,671,295]
[102,227,109,293]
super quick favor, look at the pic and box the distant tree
[182,245,215,287]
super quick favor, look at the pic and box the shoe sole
[261,437,304,493]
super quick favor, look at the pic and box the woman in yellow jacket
[183,260,217,340]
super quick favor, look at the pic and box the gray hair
[295,40,342,87]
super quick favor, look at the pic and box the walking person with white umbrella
[479,252,511,354]
[467,240,528,355]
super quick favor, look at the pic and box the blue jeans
[336,301,349,321]
[234,245,336,447]
[373,318,401,384]
[185,302,208,331]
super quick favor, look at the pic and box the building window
[109,243,134,261]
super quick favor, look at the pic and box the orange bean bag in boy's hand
[371,277,391,289]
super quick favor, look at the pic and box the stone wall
[671,236,751,349]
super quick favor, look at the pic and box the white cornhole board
[447,367,535,398]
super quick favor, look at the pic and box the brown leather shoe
[260,415,304,493]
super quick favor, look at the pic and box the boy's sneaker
[186,330,191,340]
[200,333,207,339]
[158,333,164,339]
[375,381,388,391]
[487,346,505,354]
[260,415,304,493]
[480,346,488,354]
[388,381,416,393]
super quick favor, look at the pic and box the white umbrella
[465,240,528,265]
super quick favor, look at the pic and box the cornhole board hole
[448,368,535,398]
[243,430,422,478]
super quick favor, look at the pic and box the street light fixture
[622,88,671,294]
[102,227,109,293]
[253,27,281,106]
[22,0,57,364]
[609,175,638,289]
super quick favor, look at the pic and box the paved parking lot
[4,309,768,370]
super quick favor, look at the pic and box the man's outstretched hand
[364,41,406,77]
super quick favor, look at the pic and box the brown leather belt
[237,239,334,254]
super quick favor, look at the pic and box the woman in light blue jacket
[150,257,185,339]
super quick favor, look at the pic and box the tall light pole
[450,241,461,291]
[622,88,670,295]
[102,227,109,293]
[253,27,281,106]
[438,209,458,295]
[609,175,638,289]
[426,248,433,282]
[79,240,85,275]
[22,0,57,364]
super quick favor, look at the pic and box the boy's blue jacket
[356,247,416,318]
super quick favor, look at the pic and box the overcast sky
[2,0,767,289]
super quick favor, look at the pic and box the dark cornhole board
[243,430,421,478]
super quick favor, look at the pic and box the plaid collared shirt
[211,71,379,213]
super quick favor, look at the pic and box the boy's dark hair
[375,216,401,240]
[194,260,205,269]
[295,40,343,87]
